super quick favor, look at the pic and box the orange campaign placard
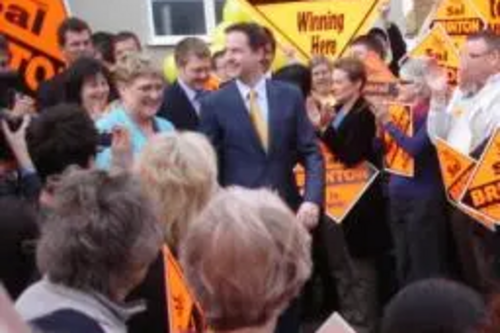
[163,246,205,333]
[363,51,399,102]
[435,138,496,230]
[408,24,460,85]
[296,144,379,223]
[0,0,68,92]
[435,137,477,201]
[383,103,415,177]
[430,0,487,47]
[235,0,385,61]
[461,129,500,224]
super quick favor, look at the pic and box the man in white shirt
[427,30,500,156]
[426,30,500,293]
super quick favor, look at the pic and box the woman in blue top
[374,58,450,286]
[96,53,174,169]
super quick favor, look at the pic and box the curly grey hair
[37,169,163,297]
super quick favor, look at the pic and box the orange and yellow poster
[237,0,385,61]
[408,24,460,85]
[430,0,487,47]
[163,246,205,333]
[383,103,414,177]
[435,138,496,230]
[0,0,68,92]
[461,129,500,224]
[363,51,399,101]
[296,144,379,223]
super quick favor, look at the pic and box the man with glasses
[426,30,500,295]
[427,30,500,156]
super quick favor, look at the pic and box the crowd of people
[1,6,500,333]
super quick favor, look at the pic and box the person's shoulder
[268,79,302,98]
[96,107,125,131]
[155,116,175,131]
[32,309,105,333]
[202,81,237,105]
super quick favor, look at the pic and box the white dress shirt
[428,73,500,155]
[236,77,269,123]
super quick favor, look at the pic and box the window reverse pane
[152,0,207,36]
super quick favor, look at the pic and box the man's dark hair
[262,26,277,54]
[273,64,312,98]
[225,23,268,52]
[57,17,92,47]
[467,29,500,51]
[382,279,486,333]
[27,103,98,183]
[350,34,386,59]
[92,31,115,64]
[174,37,210,67]
[113,31,142,54]
[64,57,113,105]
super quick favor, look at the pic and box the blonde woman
[136,131,218,251]
[96,52,174,170]
[127,131,218,333]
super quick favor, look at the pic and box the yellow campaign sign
[470,0,500,34]
[408,24,460,85]
[435,137,477,202]
[296,144,379,223]
[383,104,415,177]
[430,0,487,47]
[435,138,496,230]
[163,246,205,333]
[0,0,68,92]
[461,129,500,224]
[363,51,399,102]
[237,0,385,61]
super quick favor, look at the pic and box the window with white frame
[148,0,226,45]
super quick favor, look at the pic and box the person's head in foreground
[458,30,500,92]
[135,132,218,252]
[180,187,312,333]
[16,169,163,331]
[397,57,432,105]
[382,279,486,333]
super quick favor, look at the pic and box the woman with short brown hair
[181,187,312,333]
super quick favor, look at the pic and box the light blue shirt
[95,106,175,169]
[236,77,269,123]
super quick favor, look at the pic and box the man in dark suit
[157,38,211,130]
[200,23,324,333]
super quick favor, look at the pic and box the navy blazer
[200,80,324,210]
[157,81,199,131]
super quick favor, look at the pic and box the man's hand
[11,94,35,117]
[424,59,449,102]
[1,115,35,171]
[371,102,391,125]
[297,201,320,230]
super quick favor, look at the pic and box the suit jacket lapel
[174,81,198,121]
[227,82,267,155]
[266,81,279,156]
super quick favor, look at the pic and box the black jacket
[320,97,392,258]
[157,81,199,131]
